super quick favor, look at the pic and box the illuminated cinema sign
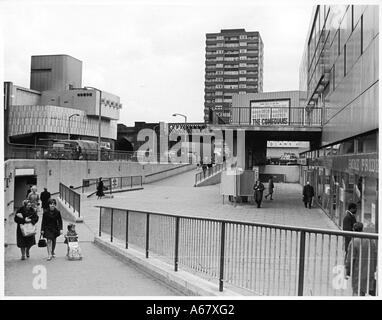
[250,99,289,125]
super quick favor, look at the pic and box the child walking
[64,223,82,260]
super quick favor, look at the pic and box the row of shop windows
[301,132,377,159]
[300,131,378,233]
[302,166,378,233]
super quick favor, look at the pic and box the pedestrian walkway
[4,214,180,296]
[5,169,340,296]
[81,169,339,235]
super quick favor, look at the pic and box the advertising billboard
[250,99,289,125]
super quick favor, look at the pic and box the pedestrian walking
[302,181,314,209]
[41,199,63,261]
[265,177,275,200]
[343,202,358,255]
[27,185,41,213]
[253,180,265,208]
[96,177,105,199]
[40,187,51,211]
[14,200,39,260]
[345,222,377,296]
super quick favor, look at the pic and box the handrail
[97,205,378,296]
[145,164,193,177]
[83,175,143,195]
[229,106,323,127]
[59,182,81,217]
[95,205,378,239]
[195,162,226,185]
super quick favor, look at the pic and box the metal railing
[195,162,226,185]
[59,183,81,217]
[229,107,322,127]
[82,176,143,194]
[97,206,378,296]
[4,143,161,162]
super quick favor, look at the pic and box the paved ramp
[4,213,180,296]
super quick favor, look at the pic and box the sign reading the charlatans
[250,100,289,125]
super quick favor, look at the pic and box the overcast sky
[1,0,317,126]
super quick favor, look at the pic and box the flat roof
[31,54,82,63]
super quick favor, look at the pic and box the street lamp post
[68,113,80,140]
[172,113,187,123]
[85,86,102,161]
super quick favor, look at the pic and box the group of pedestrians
[14,185,79,261]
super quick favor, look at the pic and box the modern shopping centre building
[298,5,378,232]
[4,54,122,149]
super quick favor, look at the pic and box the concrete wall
[4,159,189,217]
[260,165,300,183]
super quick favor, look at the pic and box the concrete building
[298,5,378,232]
[204,29,264,124]
[225,90,322,169]
[30,54,82,92]
[4,54,121,148]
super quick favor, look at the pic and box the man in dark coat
[265,177,275,200]
[302,181,314,209]
[343,202,357,255]
[96,177,105,199]
[253,180,265,208]
[40,187,51,211]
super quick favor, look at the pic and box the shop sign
[250,100,289,126]
[331,153,378,177]
[347,154,378,176]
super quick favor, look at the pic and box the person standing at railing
[253,180,265,208]
[345,222,377,296]
[343,202,358,255]
[41,199,63,261]
[40,188,51,211]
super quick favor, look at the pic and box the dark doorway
[14,175,37,210]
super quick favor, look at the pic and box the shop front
[308,153,378,232]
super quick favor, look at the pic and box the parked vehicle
[47,140,108,160]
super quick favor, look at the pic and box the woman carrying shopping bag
[14,200,39,260]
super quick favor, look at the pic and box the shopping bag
[20,223,37,237]
[68,241,82,260]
